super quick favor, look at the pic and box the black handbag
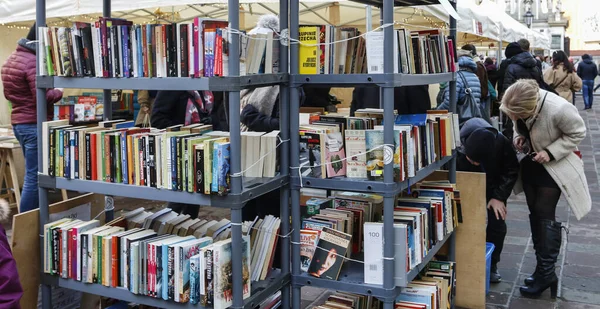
[456,71,483,123]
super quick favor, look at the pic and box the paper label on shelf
[48,202,91,222]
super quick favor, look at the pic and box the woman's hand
[487,198,507,220]
[141,106,150,113]
[514,136,526,152]
[533,150,551,163]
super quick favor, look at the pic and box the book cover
[307,227,352,280]
[344,130,367,179]
[299,131,325,179]
[179,238,214,303]
[325,132,346,178]
[300,229,320,272]
[298,26,318,74]
[190,253,201,304]
[365,130,384,181]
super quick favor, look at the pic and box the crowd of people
[439,38,593,299]
[0,18,597,306]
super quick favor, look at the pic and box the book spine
[190,254,199,304]
[52,228,59,274]
[168,246,175,300]
[211,146,219,193]
[63,130,69,178]
[195,147,204,193]
[205,248,213,305]
[85,133,91,180]
[67,228,74,278]
[127,135,134,185]
[148,135,156,187]
[171,136,178,191]
[81,234,88,281]
[74,131,79,179]
[111,237,119,287]
[61,228,69,278]
[49,128,56,176]
[109,134,116,182]
[139,137,145,186]
[97,234,103,284]
[121,131,128,184]
[176,137,183,191]
[114,132,121,183]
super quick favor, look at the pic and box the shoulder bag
[456,71,483,123]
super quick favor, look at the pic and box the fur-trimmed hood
[0,199,9,222]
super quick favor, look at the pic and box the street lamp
[525,9,534,28]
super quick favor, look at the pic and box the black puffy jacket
[456,118,519,203]
[151,91,228,131]
[577,58,599,81]
[350,85,431,116]
[502,51,543,94]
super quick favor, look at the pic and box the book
[300,229,320,272]
[307,227,352,280]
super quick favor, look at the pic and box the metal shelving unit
[288,0,459,308]
[35,0,290,307]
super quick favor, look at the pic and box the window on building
[551,35,562,49]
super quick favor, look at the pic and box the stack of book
[299,111,460,181]
[298,25,455,75]
[37,17,278,78]
[309,260,456,309]
[43,208,282,307]
[42,119,282,195]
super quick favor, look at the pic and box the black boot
[520,220,562,299]
[490,263,502,283]
[525,215,541,286]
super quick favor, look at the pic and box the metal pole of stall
[37,0,51,306]
[103,0,114,223]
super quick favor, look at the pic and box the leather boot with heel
[520,219,562,299]
[524,214,541,286]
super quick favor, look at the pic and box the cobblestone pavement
[486,96,600,309]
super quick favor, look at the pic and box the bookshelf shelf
[38,175,289,207]
[42,270,289,309]
[36,73,288,91]
[291,233,453,301]
[289,73,455,88]
[290,155,454,195]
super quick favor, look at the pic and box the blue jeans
[12,124,39,212]
[582,80,595,108]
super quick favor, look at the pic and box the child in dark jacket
[456,118,519,284]
[0,199,23,308]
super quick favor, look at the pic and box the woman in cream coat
[501,79,591,299]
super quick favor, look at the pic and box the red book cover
[90,133,97,180]
[142,25,148,77]
[148,243,155,296]
[214,29,223,76]
[193,18,200,77]
[111,236,119,287]
[440,118,447,157]
[67,228,74,278]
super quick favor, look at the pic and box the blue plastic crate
[485,242,495,294]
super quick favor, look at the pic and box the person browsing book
[501,79,590,299]
[457,118,519,284]
[1,22,63,212]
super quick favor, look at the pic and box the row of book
[42,119,281,194]
[299,110,460,181]
[298,26,455,75]
[44,207,281,307]
[297,181,459,286]
[310,260,456,309]
[37,17,278,78]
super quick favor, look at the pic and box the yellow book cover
[299,26,319,74]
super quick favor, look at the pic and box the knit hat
[248,14,279,34]
[461,44,477,57]
[26,22,36,41]
[582,54,591,60]
[505,42,522,59]
[464,128,496,165]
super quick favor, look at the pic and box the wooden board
[425,170,487,309]
[11,194,105,309]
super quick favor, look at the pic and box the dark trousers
[487,207,507,266]
[13,124,39,212]
[168,202,199,219]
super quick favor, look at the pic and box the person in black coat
[502,49,544,95]
[576,54,599,109]
[456,118,519,284]
[151,90,227,218]
[485,57,499,90]
[152,90,228,131]
[350,85,431,116]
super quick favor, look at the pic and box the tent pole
[366,6,372,32]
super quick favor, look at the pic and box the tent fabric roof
[0,0,549,49]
